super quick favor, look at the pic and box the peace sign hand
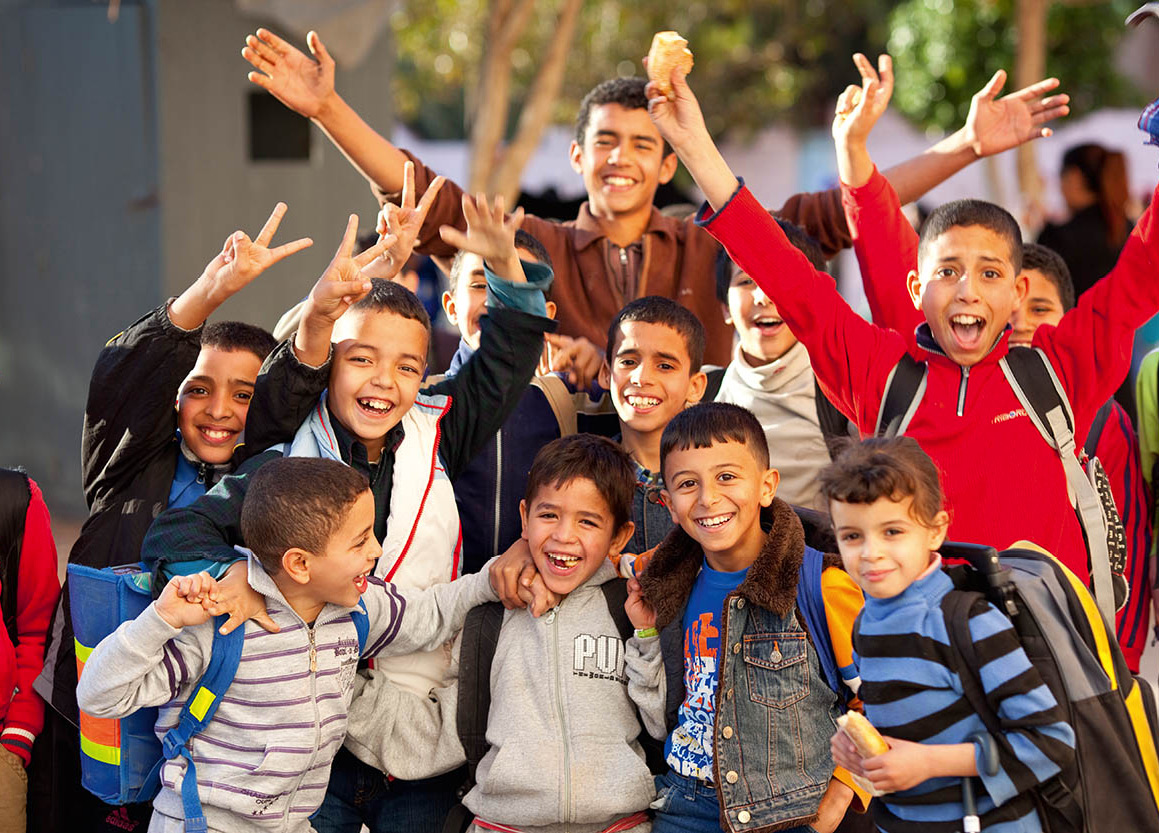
[362,162,446,283]
[201,202,313,304]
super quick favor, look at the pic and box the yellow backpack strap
[531,374,578,437]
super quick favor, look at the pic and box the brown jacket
[375,151,851,366]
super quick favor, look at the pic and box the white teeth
[697,514,733,528]
[201,428,233,441]
[547,552,580,567]
[627,395,660,408]
[951,314,984,325]
[359,398,392,414]
[754,317,783,327]
[605,176,634,186]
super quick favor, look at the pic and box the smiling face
[520,477,634,597]
[600,320,706,440]
[1008,268,1065,346]
[328,308,429,461]
[569,103,677,222]
[830,495,948,599]
[909,225,1027,367]
[724,265,799,365]
[304,490,381,609]
[661,440,779,572]
[177,346,264,465]
[442,247,547,350]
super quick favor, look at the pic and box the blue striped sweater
[853,565,1075,832]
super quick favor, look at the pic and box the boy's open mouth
[625,393,661,413]
[602,174,638,191]
[751,315,784,335]
[196,425,238,445]
[357,397,394,418]
[354,573,368,593]
[695,512,734,531]
[949,314,986,350]
[545,551,582,573]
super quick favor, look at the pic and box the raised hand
[541,333,604,390]
[962,70,1070,158]
[832,53,894,148]
[243,28,335,120]
[438,194,526,282]
[155,573,218,630]
[625,577,657,630]
[642,55,709,155]
[295,214,393,365]
[362,162,446,283]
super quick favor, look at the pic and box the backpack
[0,468,31,649]
[936,541,1159,832]
[69,561,369,833]
[876,347,1128,624]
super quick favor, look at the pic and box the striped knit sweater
[76,556,496,832]
[854,562,1075,832]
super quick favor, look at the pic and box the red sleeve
[2,479,61,765]
[842,168,924,349]
[700,185,907,432]
[1037,180,1159,443]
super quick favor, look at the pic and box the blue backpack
[69,562,370,833]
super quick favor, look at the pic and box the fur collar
[640,498,822,628]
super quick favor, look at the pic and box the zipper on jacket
[288,623,323,822]
[549,606,572,822]
[196,462,208,485]
[957,367,970,417]
[493,431,503,557]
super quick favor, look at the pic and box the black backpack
[444,577,664,832]
[0,468,32,648]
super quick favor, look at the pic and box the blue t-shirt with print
[664,560,748,780]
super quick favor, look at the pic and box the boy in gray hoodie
[351,434,667,833]
[76,457,498,833]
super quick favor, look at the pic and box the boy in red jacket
[643,55,1159,585]
[0,471,61,832]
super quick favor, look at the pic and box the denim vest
[627,459,676,554]
[660,593,841,831]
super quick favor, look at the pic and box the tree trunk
[488,0,585,202]
[1015,0,1049,230]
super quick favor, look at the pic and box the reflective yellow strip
[1125,685,1159,811]
[74,638,93,665]
[189,687,216,722]
[1044,548,1118,689]
[80,733,121,765]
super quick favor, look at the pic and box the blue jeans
[651,770,815,834]
[311,748,465,832]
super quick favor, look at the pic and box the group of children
[6,19,1159,834]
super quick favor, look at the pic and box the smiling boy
[645,55,1159,584]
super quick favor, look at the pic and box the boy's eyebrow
[593,129,658,145]
[614,346,683,365]
[347,342,380,354]
[532,500,606,522]
[184,374,255,388]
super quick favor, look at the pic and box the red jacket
[701,172,1159,580]
[1,477,60,765]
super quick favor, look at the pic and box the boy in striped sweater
[822,438,1075,832]
[77,458,498,832]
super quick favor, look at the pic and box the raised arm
[362,567,498,658]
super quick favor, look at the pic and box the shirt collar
[326,402,406,466]
[571,202,680,251]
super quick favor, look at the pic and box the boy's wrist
[312,88,344,128]
[633,626,659,639]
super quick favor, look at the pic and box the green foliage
[887,0,1146,134]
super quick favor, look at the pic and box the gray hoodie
[348,559,666,832]
[76,556,496,833]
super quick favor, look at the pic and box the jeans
[311,747,465,833]
[650,770,815,834]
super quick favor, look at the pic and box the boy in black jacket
[27,203,319,832]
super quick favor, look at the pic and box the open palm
[964,70,1070,158]
[243,28,335,119]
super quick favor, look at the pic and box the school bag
[0,468,31,649]
[876,346,1128,624]
[69,561,369,833]
[937,540,1159,832]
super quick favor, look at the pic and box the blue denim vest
[626,458,676,555]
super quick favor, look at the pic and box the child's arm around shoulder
[76,574,217,719]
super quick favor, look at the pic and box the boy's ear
[759,467,781,507]
[721,302,732,326]
[608,519,636,558]
[280,548,313,586]
[598,359,612,390]
[658,151,678,185]
[1012,269,1029,306]
[685,370,708,407]
[519,498,530,538]
[568,140,584,175]
[661,488,680,525]
[906,269,922,310]
[441,289,457,322]
[544,300,557,320]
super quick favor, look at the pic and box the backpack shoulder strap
[530,374,579,437]
[0,469,31,648]
[702,366,726,403]
[796,548,848,701]
[1000,346,1114,624]
[156,615,246,833]
[456,601,505,787]
[351,602,370,654]
[1084,399,1116,459]
[600,577,633,641]
[814,376,856,458]
[940,590,1002,736]
[876,354,928,437]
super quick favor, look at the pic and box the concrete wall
[0,0,394,517]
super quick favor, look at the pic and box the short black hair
[605,296,706,372]
[713,218,826,303]
[524,433,634,531]
[1021,243,1075,311]
[918,199,1023,274]
[574,77,673,156]
[201,321,277,362]
[447,230,554,301]
[351,278,431,333]
[660,402,770,475]
[241,457,370,576]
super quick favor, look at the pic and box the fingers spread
[268,237,314,263]
[334,213,359,260]
[977,68,1007,101]
[401,160,416,209]
[354,235,395,268]
[417,176,447,217]
[247,71,275,90]
[1007,77,1061,101]
[256,28,290,56]
[218,612,244,635]
[255,201,288,247]
[438,224,469,251]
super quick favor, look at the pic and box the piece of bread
[646,31,694,98]
[837,711,889,758]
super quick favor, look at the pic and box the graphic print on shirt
[572,632,628,684]
[667,612,719,779]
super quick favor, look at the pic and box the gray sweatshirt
[346,559,665,832]
[76,555,496,833]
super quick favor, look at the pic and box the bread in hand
[646,31,694,98]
